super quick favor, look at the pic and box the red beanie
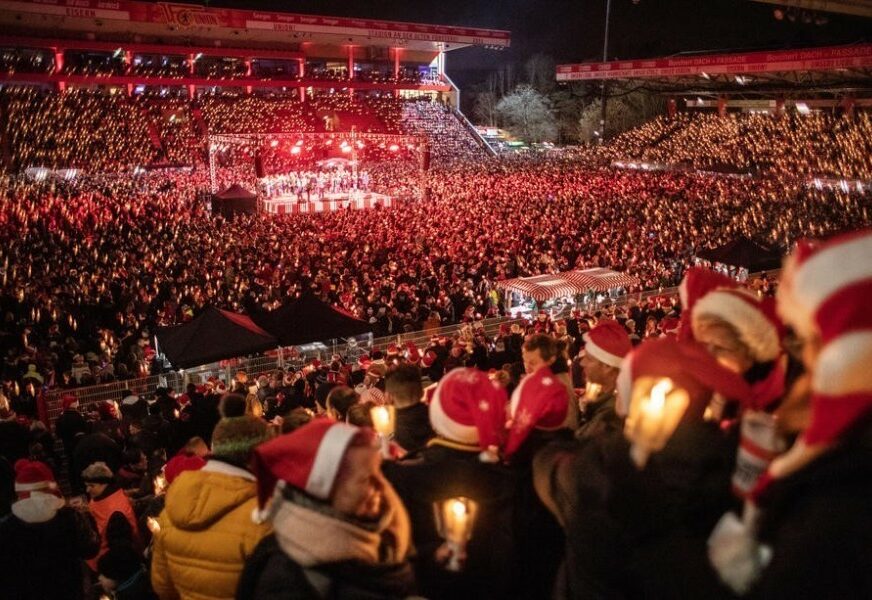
[61,394,79,411]
[163,453,206,485]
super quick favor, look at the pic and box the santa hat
[251,420,372,517]
[692,289,783,363]
[615,337,752,419]
[405,342,421,364]
[659,317,680,337]
[14,459,58,496]
[61,394,79,411]
[505,366,571,458]
[386,343,400,356]
[776,228,872,450]
[678,268,739,340]
[421,350,438,369]
[358,354,372,370]
[428,368,507,454]
[583,320,632,368]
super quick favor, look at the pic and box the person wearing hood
[0,459,99,600]
[238,419,414,600]
[151,413,273,600]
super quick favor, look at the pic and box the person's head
[184,436,210,457]
[326,385,359,421]
[384,363,424,409]
[82,461,115,498]
[253,420,384,521]
[346,401,375,428]
[280,407,314,434]
[581,320,632,390]
[522,334,558,374]
[211,416,272,469]
[691,316,756,374]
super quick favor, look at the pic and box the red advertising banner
[0,0,510,46]
[556,44,872,81]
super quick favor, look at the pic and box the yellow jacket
[151,461,271,600]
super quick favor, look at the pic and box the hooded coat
[151,460,272,600]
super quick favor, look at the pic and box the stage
[260,191,396,215]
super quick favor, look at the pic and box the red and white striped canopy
[561,268,640,292]
[494,273,583,302]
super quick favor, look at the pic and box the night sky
[207,0,870,85]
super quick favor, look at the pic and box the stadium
[0,1,871,598]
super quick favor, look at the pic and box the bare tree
[496,85,557,143]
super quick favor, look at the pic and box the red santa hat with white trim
[583,320,632,368]
[615,337,752,418]
[773,228,872,470]
[692,288,783,363]
[505,365,571,458]
[428,368,507,456]
[678,267,739,341]
[14,459,60,498]
[251,419,375,521]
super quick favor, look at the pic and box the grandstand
[0,0,503,171]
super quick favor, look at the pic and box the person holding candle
[534,337,751,599]
[574,320,633,441]
[382,367,518,600]
[724,229,872,598]
[238,419,414,600]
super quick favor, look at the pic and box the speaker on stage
[254,151,265,178]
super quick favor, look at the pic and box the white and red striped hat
[583,320,632,368]
[14,459,59,497]
[692,288,783,363]
[505,366,571,457]
[678,267,739,341]
[777,228,872,448]
[428,368,507,451]
[251,419,373,513]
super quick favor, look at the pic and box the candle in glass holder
[370,405,396,457]
[623,377,689,468]
[583,381,603,403]
[433,496,479,572]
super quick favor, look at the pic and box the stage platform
[261,191,395,215]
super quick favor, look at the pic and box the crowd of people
[2,229,870,598]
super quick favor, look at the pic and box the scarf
[272,480,411,568]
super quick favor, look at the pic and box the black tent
[696,236,783,272]
[212,184,258,217]
[253,293,372,346]
[156,306,278,369]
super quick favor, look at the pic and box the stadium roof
[0,0,510,53]
[556,44,872,95]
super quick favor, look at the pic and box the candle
[434,496,479,571]
[624,377,689,468]
[370,405,395,436]
[146,516,161,533]
[583,381,603,403]
[154,472,168,495]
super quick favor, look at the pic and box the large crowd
[0,80,871,598]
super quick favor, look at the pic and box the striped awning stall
[562,268,640,292]
[494,273,585,302]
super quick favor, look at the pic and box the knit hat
[61,394,79,411]
[81,461,115,484]
[97,545,143,583]
[505,366,571,458]
[252,419,372,514]
[211,416,271,465]
[615,338,752,419]
[692,289,783,363]
[428,368,507,454]
[583,320,632,368]
[776,228,872,449]
[14,459,58,496]
[163,453,207,485]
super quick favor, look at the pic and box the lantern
[623,377,689,468]
[433,496,479,572]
